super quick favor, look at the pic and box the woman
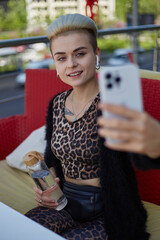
[25,13,160,240]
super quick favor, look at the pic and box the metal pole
[132,0,139,64]
[153,31,159,71]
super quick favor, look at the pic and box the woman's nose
[67,56,77,68]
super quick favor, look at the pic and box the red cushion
[135,77,160,205]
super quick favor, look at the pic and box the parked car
[16,58,55,86]
[107,48,144,66]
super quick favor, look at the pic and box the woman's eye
[57,56,65,61]
[77,52,85,57]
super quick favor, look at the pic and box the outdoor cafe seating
[0,68,160,240]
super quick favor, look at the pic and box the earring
[96,55,100,70]
[57,71,60,79]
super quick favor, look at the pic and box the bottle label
[32,170,49,178]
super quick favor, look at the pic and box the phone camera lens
[106,83,113,89]
[115,76,121,83]
[105,73,112,79]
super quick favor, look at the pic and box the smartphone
[98,63,143,143]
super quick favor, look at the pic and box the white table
[0,202,66,240]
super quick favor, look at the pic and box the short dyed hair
[46,13,98,52]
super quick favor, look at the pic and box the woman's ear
[96,47,100,60]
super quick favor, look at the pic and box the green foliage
[139,41,154,49]
[98,36,130,52]
[115,0,160,21]
[1,0,27,32]
[139,32,160,49]
[0,6,5,31]
[97,33,158,53]
[55,9,65,20]
[116,0,132,21]
[45,15,52,26]
[139,0,160,18]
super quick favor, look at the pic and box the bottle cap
[23,151,44,167]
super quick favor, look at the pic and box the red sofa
[0,69,160,207]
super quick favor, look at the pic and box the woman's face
[50,31,99,88]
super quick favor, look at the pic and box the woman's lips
[68,71,83,77]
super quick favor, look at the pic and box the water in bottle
[23,151,67,211]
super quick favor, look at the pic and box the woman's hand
[98,103,160,158]
[34,177,60,209]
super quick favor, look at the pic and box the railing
[0,24,160,70]
[1,24,160,47]
[0,24,160,107]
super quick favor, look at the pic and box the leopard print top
[51,89,101,180]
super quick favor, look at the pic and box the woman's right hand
[34,177,60,209]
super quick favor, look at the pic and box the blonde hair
[46,13,98,40]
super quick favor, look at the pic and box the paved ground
[0,72,24,118]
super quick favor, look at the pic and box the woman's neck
[72,79,99,104]
[65,78,99,122]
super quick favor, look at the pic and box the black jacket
[44,94,160,240]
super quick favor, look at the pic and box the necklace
[71,91,97,122]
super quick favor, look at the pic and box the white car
[16,58,55,86]
[107,48,144,66]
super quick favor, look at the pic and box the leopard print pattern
[25,206,107,240]
[62,217,107,240]
[51,90,101,180]
[25,207,77,234]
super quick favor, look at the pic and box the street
[0,73,24,118]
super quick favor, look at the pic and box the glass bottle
[23,151,67,211]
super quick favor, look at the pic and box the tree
[45,15,52,26]
[2,0,27,31]
[0,6,5,31]
[55,9,65,20]
[139,0,160,18]
[116,0,132,21]
[115,0,160,22]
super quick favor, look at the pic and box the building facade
[26,0,115,27]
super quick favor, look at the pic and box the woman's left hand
[98,103,160,159]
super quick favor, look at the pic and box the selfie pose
[25,13,160,240]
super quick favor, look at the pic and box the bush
[97,36,130,52]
